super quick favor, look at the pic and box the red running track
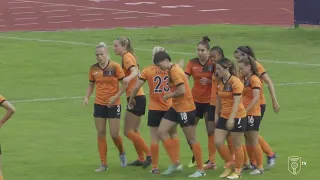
[0,0,293,32]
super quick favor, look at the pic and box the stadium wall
[294,0,320,27]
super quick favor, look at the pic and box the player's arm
[215,94,221,122]
[0,100,16,127]
[261,73,280,112]
[164,70,186,100]
[84,69,95,105]
[129,79,145,102]
[229,81,244,120]
[246,89,260,112]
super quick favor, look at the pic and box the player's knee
[97,131,106,138]
[157,129,168,140]
[110,132,119,139]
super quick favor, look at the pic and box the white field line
[0,36,319,67]
[15,0,171,16]
[9,82,320,103]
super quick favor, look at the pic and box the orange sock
[162,138,177,164]
[0,175,3,180]
[234,146,244,173]
[242,145,249,165]
[208,135,216,163]
[112,136,125,154]
[150,143,159,169]
[191,143,204,171]
[227,135,235,156]
[258,135,274,157]
[217,144,233,167]
[171,137,180,162]
[246,145,257,166]
[253,144,263,169]
[126,131,145,161]
[98,136,107,166]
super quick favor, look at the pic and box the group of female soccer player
[84,36,280,179]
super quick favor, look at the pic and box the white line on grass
[0,36,319,67]
[10,82,320,103]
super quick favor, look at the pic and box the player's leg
[108,105,127,167]
[226,117,247,179]
[203,105,217,170]
[180,110,206,178]
[215,117,234,178]
[124,96,150,166]
[159,108,182,175]
[245,116,263,175]
[93,104,108,172]
[259,104,276,169]
[168,125,180,164]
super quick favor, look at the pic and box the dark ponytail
[234,45,256,60]
[198,36,211,50]
[210,46,225,58]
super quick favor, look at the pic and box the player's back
[139,65,172,111]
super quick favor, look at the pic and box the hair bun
[202,36,210,42]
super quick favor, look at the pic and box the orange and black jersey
[242,75,262,116]
[185,58,214,103]
[139,65,172,111]
[0,95,6,106]
[89,61,125,106]
[216,75,246,119]
[256,61,266,105]
[122,52,145,98]
[169,64,195,112]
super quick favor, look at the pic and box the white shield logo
[288,156,301,175]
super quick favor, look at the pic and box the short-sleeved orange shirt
[89,61,125,106]
[0,95,6,106]
[168,64,195,112]
[242,75,262,116]
[256,61,266,105]
[185,58,214,103]
[217,75,246,119]
[139,65,172,111]
[122,52,145,97]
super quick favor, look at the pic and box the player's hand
[83,97,89,106]
[200,77,210,85]
[176,59,185,69]
[272,101,280,113]
[128,98,136,110]
[108,95,118,107]
[226,118,235,130]
[163,94,170,102]
[214,115,219,125]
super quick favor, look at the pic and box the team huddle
[82,36,280,179]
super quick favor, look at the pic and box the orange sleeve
[184,61,192,76]
[232,79,244,96]
[89,68,95,82]
[123,55,136,71]
[115,64,126,80]
[0,95,6,106]
[139,67,148,81]
[171,68,184,87]
[251,76,262,89]
[257,62,266,76]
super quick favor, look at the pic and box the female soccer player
[128,46,180,174]
[214,58,247,179]
[153,51,205,178]
[0,95,16,180]
[234,46,278,169]
[113,37,151,167]
[203,46,225,170]
[184,36,215,169]
[238,56,264,175]
[84,42,127,171]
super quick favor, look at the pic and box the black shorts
[163,107,196,127]
[216,116,247,132]
[126,95,146,117]
[246,115,262,131]
[260,104,266,120]
[207,105,216,121]
[93,104,121,119]
[194,102,210,119]
[148,110,167,127]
